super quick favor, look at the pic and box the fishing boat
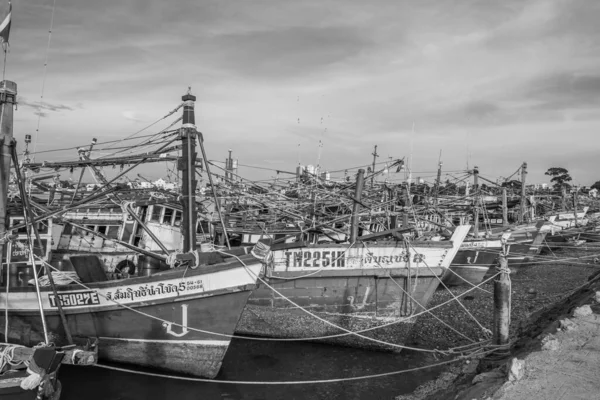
[441,235,508,287]
[1,87,268,379]
[233,168,471,351]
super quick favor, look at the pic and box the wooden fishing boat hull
[0,371,60,400]
[0,371,43,400]
[235,226,470,351]
[236,270,440,351]
[442,240,503,287]
[578,232,600,242]
[1,257,263,379]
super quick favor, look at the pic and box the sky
[5,0,600,187]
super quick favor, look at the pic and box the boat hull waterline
[1,258,263,378]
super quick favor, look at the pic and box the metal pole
[350,169,365,242]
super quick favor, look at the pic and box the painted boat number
[49,291,101,308]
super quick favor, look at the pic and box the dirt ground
[397,245,600,400]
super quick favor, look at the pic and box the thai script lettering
[106,281,188,302]
[282,250,424,268]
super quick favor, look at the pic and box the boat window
[106,226,120,240]
[63,223,73,235]
[150,206,162,222]
[36,222,49,234]
[85,225,95,234]
[173,211,182,227]
[163,208,174,225]
[197,220,209,233]
[97,226,108,235]
[121,223,134,243]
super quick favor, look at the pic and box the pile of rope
[28,271,80,287]
[0,344,26,373]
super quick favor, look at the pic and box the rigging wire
[31,0,58,160]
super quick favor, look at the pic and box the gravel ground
[395,246,600,400]
[406,247,600,351]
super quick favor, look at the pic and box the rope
[28,271,80,287]
[409,242,493,338]
[219,250,446,354]
[360,241,478,343]
[93,355,466,385]
[0,344,26,372]
[33,238,501,350]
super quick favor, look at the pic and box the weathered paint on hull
[1,258,263,378]
[442,265,492,287]
[235,227,471,351]
[442,247,500,287]
[2,290,252,378]
[236,272,442,351]
[0,371,43,400]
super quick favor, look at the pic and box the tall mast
[370,145,378,187]
[520,162,527,224]
[434,159,442,206]
[0,80,17,268]
[473,166,479,237]
[180,89,198,253]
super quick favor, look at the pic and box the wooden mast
[350,169,365,242]
[180,89,198,254]
[520,162,527,224]
[0,80,17,280]
[473,166,479,237]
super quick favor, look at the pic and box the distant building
[589,188,598,198]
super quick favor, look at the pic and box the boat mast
[180,89,198,253]
[0,80,16,273]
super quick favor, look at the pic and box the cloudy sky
[6,0,600,186]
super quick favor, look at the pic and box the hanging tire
[115,259,136,277]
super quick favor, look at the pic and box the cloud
[19,97,74,112]
[121,111,143,122]
[524,72,600,110]
[207,26,372,79]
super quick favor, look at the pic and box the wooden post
[0,81,16,273]
[502,187,508,227]
[561,186,567,211]
[520,162,527,224]
[493,255,510,350]
[473,166,479,237]
[350,169,365,242]
[180,90,198,253]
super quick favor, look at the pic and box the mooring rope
[92,355,468,385]
[360,241,478,344]
[218,250,444,354]
[34,254,500,348]
[409,242,492,338]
